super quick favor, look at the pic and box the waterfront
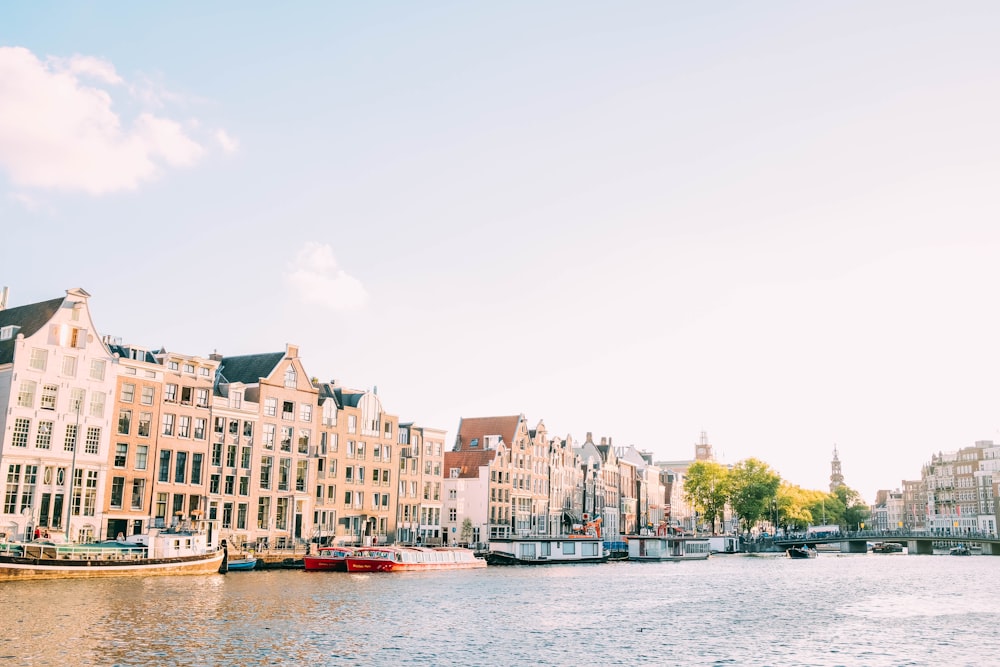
[2,553,998,667]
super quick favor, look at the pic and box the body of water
[2,552,997,666]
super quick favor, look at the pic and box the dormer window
[0,325,16,340]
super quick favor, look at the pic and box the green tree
[728,458,781,533]
[834,486,870,530]
[460,518,473,545]
[683,461,730,534]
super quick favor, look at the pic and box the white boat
[627,535,712,562]
[344,546,486,572]
[486,535,608,565]
[0,529,226,581]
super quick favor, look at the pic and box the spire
[829,444,845,492]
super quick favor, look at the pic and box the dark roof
[0,296,64,364]
[334,388,364,408]
[106,343,158,364]
[217,352,284,385]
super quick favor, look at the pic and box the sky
[3,2,1000,502]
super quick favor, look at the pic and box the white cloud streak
[0,46,235,195]
[285,242,369,311]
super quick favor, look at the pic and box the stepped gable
[217,351,285,384]
[454,415,521,451]
[0,296,64,364]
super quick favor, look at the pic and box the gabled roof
[0,296,64,364]
[444,449,500,479]
[334,387,364,408]
[217,352,284,385]
[455,415,522,451]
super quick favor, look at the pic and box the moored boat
[949,545,971,556]
[486,536,608,565]
[344,546,486,572]
[871,542,904,554]
[627,535,711,562]
[303,546,354,572]
[226,555,259,571]
[786,545,817,559]
[0,529,226,581]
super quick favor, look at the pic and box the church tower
[829,445,845,492]
[695,431,714,461]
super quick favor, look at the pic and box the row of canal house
[0,288,696,550]
[0,288,447,548]
[440,415,687,547]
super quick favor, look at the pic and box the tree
[727,458,781,533]
[460,518,473,546]
[834,486,870,530]
[683,461,730,534]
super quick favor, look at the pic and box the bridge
[771,531,1000,555]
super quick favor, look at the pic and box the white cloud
[285,242,369,311]
[215,129,240,153]
[0,46,233,195]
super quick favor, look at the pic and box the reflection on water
[2,554,999,666]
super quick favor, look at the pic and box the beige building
[101,340,164,539]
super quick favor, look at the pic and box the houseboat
[303,546,354,572]
[486,536,608,565]
[344,546,486,572]
[0,529,226,581]
[626,535,712,562]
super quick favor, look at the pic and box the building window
[264,398,277,417]
[278,458,290,491]
[89,391,105,418]
[241,446,252,469]
[138,412,151,438]
[168,361,179,371]
[180,387,193,405]
[121,383,135,403]
[162,414,175,437]
[200,367,211,377]
[114,443,128,467]
[243,421,253,439]
[29,348,47,371]
[296,461,307,492]
[224,475,235,495]
[164,384,177,402]
[191,453,203,485]
[209,474,220,494]
[196,388,209,407]
[280,427,293,452]
[83,426,101,454]
[239,476,249,496]
[257,497,271,529]
[226,444,237,468]
[136,445,148,470]
[260,457,273,490]
[61,355,77,377]
[90,359,106,381]
[348,415,357,434]
[118,409,132,435]
[300,404,312,422]
[64,424,77,452]
[110,477,125,508]
[298,430,310,454]
[41,384,58,411]
[284,367,296,388]
[36,421,53,450]
[183,363,194,374]
[263,424,276,450]
[175,451,188,483]
[141,386,154,405]
[194,418,207,440]
[12,418,30,448]
[178,416,191,438]
[131,479,146,510]
[231,391,242,409]
[158,451,171,483]
[211,442,223,466]
[282,401,294,420]
[16,380,36,408]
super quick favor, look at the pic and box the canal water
[2,552,997,666]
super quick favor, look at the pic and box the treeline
[683,459,871,534]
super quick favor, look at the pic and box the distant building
[829,445,845,493]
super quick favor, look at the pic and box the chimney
[209,351,223,362]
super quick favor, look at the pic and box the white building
[0,288,117,542]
